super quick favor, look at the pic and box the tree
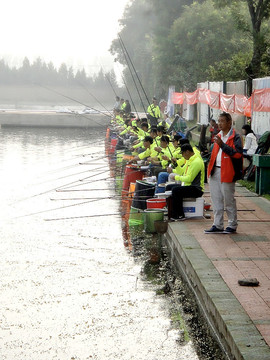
[58,63,68,84]
[110,0,155,106]
[162,0,252,90]
[213,0,270,94]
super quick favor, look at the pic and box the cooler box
[183,197,204,218]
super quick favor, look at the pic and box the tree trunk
[245,0,265,95]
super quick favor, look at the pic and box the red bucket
[122,165,144,191]
[109,138,118,154]
[146,198,167,209]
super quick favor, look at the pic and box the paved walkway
[166,184,270,359]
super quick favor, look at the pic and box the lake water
[0,127,199,360]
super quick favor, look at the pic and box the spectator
[242,124,258,156]
[147,97,161,127]
[205,112,243,234]
[209,119,219,144]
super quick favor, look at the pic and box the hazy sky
[0,0,130,74]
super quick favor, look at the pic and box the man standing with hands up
[205,112,243,234]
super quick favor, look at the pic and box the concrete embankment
[164,184,270,360]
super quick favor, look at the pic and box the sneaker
[170,216,186,222]
[223,227,237,234]
[204,225,224,234]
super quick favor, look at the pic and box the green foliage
[213,0,270,89]
[207,51,252,81]
[158,0,252,90]
[110,0,155,105]
[109,0,270,100]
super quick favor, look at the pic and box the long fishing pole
[38,150,108,177]
[75,79,113,117]
[104,59,139,119]
[36,165,107,185]
[118,34,152,109]
[120,72,139,119]
[118,35,147,115]
[16,196,112,219]
[100,65,118,97]
[56,165,147,191]
[45,213,121,221]
[37,83,111,120]
[10,168,111,205]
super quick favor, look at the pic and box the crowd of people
[110,96,261,234]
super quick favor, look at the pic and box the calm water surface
[0,127,198,360]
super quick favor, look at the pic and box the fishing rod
[36,165,106,185]
[45,212,121,221]
[51,184,155,200]
[55,163,148,191]
[118,35,147,115]
[118,34,152,110]
[37,83,111,121]
[15,196,111,219]
[55,176,117,192]
[100,65,118,97]
[119,70,139,119]
[10,168,111,205]
[38,163,83,178]
[50,196,122,201]
[54,169,111,192]
[38,150,108,177]
[55,188,116,192]
[75,79,113,117]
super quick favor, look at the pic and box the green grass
[171,311,190,342]
[238,180,270,200]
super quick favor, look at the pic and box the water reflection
[0,127,199,359]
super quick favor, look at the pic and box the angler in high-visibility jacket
[147,135,172,176]
[132,122,149,150]
[205,112,243,234]
[147,97,161,127]
[165,143,204,220]
[155,134,184,193]
[129,136,154,163]
[119,119,132,136]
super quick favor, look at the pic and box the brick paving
[185,183,270,347]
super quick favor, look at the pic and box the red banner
[184,90,198,105]
[253,88,270,112]
[172,88,270,115]
[172,92,184,104]
[220,94,235,113]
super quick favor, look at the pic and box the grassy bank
[238,180,270,200]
